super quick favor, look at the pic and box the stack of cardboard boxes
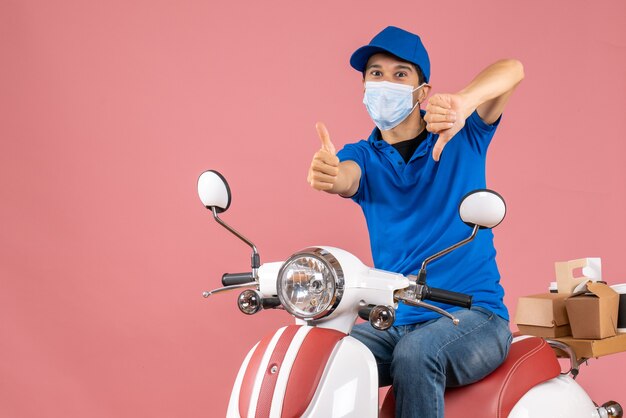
[515,258,626,359]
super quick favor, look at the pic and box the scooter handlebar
[423,286,472,309]
[222,272,255,286]
[358,304,375,322]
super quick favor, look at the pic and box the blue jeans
[350,306,512,418]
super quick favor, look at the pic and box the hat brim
[350,45,396,72]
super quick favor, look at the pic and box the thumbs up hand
[308,122,340,191]
[316,121,336,155]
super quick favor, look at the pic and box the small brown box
[515,293,571,338]
[565,282,619,339]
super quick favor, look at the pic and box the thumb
[432,133,450,162]
[316,122,336,155]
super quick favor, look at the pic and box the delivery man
[307,26,524,418]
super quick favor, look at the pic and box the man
[307,26,524,418]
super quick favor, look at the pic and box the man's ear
[418,84,432,103]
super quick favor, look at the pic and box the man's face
[364,53,427,104]
[364,53,420,85]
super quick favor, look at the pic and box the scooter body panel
[226,326,377,418]
[301,336,378,418]
[508,374,600,418]
[227,341,258,418]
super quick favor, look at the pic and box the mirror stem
[211,207,260,277]
[417,224,479,285]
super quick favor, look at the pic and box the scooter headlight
[277,247,344,320]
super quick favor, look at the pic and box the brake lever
[395,281,460,325]
[202,281,259,298]
[400,298,460,325]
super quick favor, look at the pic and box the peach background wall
[1,0,625,416]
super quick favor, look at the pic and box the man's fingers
[424,111,456,124]
[310,180,335,191]
[310,171,337,184]
[312,150,339,166]
[427,94,452,109]
[425,103,453,113]
[316,122,336,155]
[426,121,455,133]
[311,159,339,176]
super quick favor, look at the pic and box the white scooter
[197,169,623,418]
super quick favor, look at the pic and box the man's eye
[396,72,407,78]
[370,70,382,76]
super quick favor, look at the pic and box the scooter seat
[379,336,561,418]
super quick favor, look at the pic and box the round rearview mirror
[197,170,231,213]
[458,189,506,229]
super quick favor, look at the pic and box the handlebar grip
[358,304,376,322]
[423,286,472,308]
[221,272,255,286]
[261,297,282,310]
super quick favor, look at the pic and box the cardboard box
[554,333,626,360]
[515,293,571,338]
[565,282,619,339]
[555,258,602,294]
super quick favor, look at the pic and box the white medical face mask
[363,81,426,131]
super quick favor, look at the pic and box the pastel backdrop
[1,0,624,417]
